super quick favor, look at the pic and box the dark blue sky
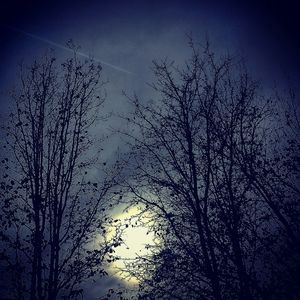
[0,0,299,116]
[1,0,300,89]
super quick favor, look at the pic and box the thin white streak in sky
[7,26,134,75]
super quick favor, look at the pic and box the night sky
[1,1,300,108]
[0,0,300,298]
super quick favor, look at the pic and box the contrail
[7,26,134,75]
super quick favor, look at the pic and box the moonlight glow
[107,206,158,284]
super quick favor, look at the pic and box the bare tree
[0,45,119,300]
[119,40,300,300]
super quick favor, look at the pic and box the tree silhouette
[120,40,300,300]
[0,45,119,300]
[1,39,299,300]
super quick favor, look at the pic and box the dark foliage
[0,45,119,300]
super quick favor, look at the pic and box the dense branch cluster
[121,42,300,300]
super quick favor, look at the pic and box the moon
[107,206,158,284]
